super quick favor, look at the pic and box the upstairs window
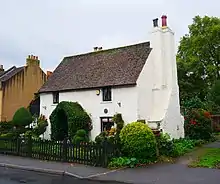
[53,92,59,104]
[102,87,112,101]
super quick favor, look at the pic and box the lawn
[189,148,220,169]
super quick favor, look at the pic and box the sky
[0,0,219,72]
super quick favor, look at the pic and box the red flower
[204,111,211,118]
[190,120,196,125]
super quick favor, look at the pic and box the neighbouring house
[0,55,47,121]
[39,15,185,140]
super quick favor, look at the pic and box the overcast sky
[0,0,219,71]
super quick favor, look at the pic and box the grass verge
[188,148,220,169]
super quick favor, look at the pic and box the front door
[100,117,114,132]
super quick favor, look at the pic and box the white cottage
[39,15,184,140]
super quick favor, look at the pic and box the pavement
[204,138,220,148]
[0,140,219,184]
[0,155,118,179]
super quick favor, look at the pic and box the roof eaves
[39,83,137,94]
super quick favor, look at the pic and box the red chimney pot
[161,15,167,27]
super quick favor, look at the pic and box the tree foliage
[177,15,220,103]
[208,80,220,106]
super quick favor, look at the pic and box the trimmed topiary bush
[13,107,33,127]
[50,101,92,141]
[120,122,157,159]
[72,129,89,144]
[113,113,124,135]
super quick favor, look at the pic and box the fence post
[27,135,32,157]
[103,139,108,167]
[62,138,68,162]
[16,137,21,156]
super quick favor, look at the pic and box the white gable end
[137,16,184,138]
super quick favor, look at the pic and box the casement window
[100,117,114,132]
[53,92,59,104]
[102,87,112,101]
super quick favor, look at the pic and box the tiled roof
[0,66,25,82]
[39,41,152,93]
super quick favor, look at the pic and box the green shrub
[108,157,137,168]
[50,101,92,141]
[120,122,157,159]
[0,121,14,134]
[24,130,33,138]
[32,115,48,137]
[171,138,195,157]
[72,129,89,144]
[0,132,16,139]
[95,131,108,145]
[75,129,87,137]
[12,107,33,127]
[95,131,117,145]
[194,139,206,147]
[113,113,124,135]
[181,97,207,115]
[156,133,174,156]
[184,108,212,140]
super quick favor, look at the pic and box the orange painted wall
[0,56,46,121]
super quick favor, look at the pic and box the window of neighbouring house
[102,87,112,101]
[100,117,114,132]
[53,92,59,104]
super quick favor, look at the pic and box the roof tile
[39,41,151,92]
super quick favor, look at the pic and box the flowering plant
[184,108,212,140]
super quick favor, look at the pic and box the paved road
[0,167,123,184]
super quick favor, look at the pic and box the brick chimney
[26,55,40,67]
[0,65,4,72]
[46,71,52,79]
[93,47,103,52]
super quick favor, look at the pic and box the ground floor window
[100,117,114,132]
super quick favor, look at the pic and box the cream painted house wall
[40,86,138,140]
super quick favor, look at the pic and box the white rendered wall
[40,86,138,140]
[137,25,184,138]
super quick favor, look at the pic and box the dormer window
[102,87,112,101]
[53,92,59,104]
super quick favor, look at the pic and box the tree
[177,15,220,103]
[207,80,220,113]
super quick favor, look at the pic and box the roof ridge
[64,41,150,59]
[0,66,16,79]
[0,66,25,82]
